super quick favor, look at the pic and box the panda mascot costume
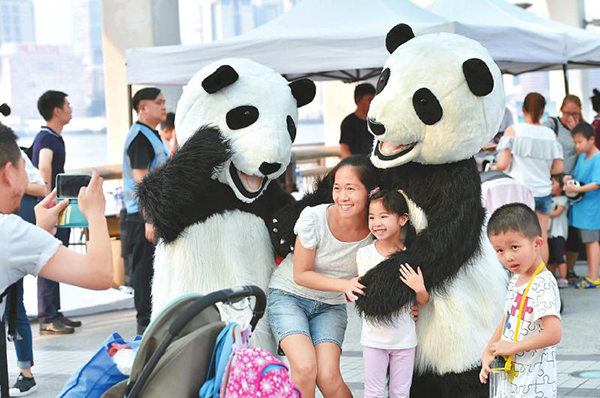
[270,25,508,397]
[137,58,316,352]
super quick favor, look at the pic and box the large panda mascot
[138,58,316,352]
[271,25,508,397]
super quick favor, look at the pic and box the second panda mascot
[138,58,316,352]
[271,25,508,397]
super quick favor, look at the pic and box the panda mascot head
[367,24,505,168]
[175,58,316,203]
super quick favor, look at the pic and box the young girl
[267,155,379,398]
[356,189,429,398]
[548,174,569,288]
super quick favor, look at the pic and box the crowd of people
[0,87,175,396]
[491,91,600,290]
[1,82,598,398]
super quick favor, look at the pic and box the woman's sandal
[573,276,600,289]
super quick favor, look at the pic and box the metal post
[562,64,570,95]
[127,84,133,127]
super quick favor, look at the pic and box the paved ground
[7,263,600,397]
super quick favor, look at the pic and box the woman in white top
[492,92,564,263]
[268,155,378,398]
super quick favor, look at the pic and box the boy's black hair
[487,203,541,239]
[354,83,376,104]
[0,123,21,169]
[132,87,161,113]
[571,121,595,140]
[368,189,416,245]
[327,155,379,193]
[37,90,68,121]
[551,173,565,190]
[162,112,175,130]
[591,88,600,113]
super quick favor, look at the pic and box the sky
[32,0,600,46]
[34,0,73,45]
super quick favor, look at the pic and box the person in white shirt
[0,123,113,302]
[492,92,564,264]
[357,189,429,398]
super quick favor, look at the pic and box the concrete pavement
[7,263,600,397]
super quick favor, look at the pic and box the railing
[71,145,341,186]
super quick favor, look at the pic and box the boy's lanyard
[502,262,546,382]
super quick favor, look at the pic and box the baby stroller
[102,285,266,398]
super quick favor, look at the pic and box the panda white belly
[414,229,508,374]
[151,210,277,351]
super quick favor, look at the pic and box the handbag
[57,332,142,398]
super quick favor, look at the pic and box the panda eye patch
[376,68,390,95]
[412,88,443,125]
[287,116,297,142]
[226,106,259,130]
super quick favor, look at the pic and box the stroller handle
[169,285,266,337]
[127,286,266,398]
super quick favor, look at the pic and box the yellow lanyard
[501,262,546,382]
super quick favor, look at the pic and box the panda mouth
[375,141,416,161]
[229,162,268,199]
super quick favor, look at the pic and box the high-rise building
[0,0,35,45]
[72,0,105,116]
[179,0,286,44]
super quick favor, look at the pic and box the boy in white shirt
[480,203,561,398]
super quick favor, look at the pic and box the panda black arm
[268,176,333,257]
[356,159,485,323]
[137,125,232,243]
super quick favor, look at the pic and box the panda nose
[368,118,386,136]
[259,162,282,176]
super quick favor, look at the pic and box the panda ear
[201,65,239,94]
[386,24,415,54]
[289,79,316,108]
[462,58,494,97]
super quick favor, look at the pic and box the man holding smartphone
[122,88,168,335]
[0,124,113,395]
[31,90,82,335]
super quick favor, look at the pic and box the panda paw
[355,256,415,325]
[268,207,301,258]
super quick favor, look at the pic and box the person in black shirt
[340,83,376,157]
[122,88,168,335]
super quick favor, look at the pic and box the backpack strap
[549,117,559,136]
[6,283,18,342]
[0,285,14,398]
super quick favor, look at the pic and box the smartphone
[56,173,92,199]
[56,173,92,228]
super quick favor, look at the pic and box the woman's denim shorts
[534,194,553,215]
[267,288,348,355]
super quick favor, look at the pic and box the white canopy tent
[125,0,600,94]
[428,0,600,73]
[126,0,455,85]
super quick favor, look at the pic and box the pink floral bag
[221,347,300,398]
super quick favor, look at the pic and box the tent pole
[127,84,133,127]
[562,64,570,95]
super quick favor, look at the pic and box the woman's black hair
[327,155,380,193]
[591,88,600,113]
[368,189,416,245]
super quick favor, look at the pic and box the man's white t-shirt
[0,214,60,311]
[356,242,417,350]
[21,150,45,185]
